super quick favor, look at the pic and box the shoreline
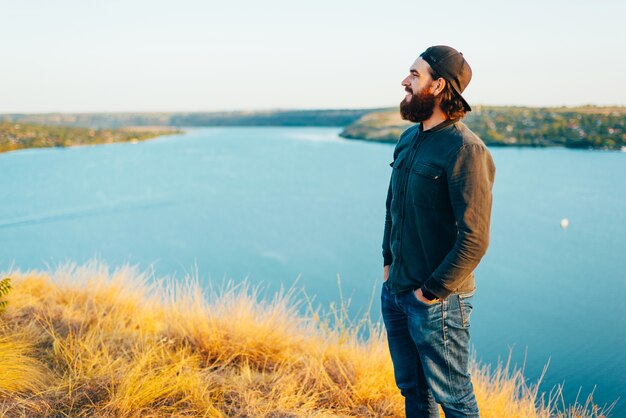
[339,106,626,151]
[0,123,183,155]
[340,133,626,152]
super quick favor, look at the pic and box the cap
[419,45,472,112]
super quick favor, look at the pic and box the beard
[400,87,436,123]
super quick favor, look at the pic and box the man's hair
[428,69,467,120]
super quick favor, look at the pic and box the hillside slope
[0,263,613,417]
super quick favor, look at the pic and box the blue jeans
[381,281,479,418]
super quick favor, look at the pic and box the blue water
[1,127,625,414]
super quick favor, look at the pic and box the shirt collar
[419,118,458,134]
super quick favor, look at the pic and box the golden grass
[0,262,615,417]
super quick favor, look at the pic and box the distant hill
[1,109,382,129]
[0,122,180,154]
[3,106,625,151]
[340,106,626,151]
[0,109,380,153]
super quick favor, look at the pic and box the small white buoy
[560,218,569,229]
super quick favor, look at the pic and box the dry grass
[0,262,616,417]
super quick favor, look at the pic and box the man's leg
[381,283,439,417]
[405,291,480,418]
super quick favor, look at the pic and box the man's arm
[382,181,393,268]
[421,143,495,299]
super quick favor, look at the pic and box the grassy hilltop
[0,263,614,417]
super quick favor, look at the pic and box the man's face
[400,57,438,122]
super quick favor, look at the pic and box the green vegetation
[340,106,626,150]
[4,106,625,151]
[0,109,377,153]
[0,122,181,154]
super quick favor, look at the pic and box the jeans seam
[441,299,447,343]
[394,292,403,312]
[442,299,460,401]
[459,296,466,328]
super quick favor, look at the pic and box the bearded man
[381,45,496,418]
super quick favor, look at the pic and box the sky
[2,0,625,113]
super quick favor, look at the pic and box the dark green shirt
[382,118,495,299]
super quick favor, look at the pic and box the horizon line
[2,103,626,116]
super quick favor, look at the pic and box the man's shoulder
[436,121,493,170]
[450,121,488,149]
[446,122,496,175]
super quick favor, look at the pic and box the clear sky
[2,0,625,113]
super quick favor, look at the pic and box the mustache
[404,87,413,94]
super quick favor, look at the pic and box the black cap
[420,45,472,112]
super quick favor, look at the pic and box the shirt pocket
[390,155,405,170]
[409,162,448,208]
[390,155,406,193]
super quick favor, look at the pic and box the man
[381,45,495,418]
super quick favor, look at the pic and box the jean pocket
[458,294,474,328]
[458,290,475,299]
[411,289,439,307]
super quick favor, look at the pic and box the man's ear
[432,78,446,96]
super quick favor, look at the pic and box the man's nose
[401,76,410,86]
